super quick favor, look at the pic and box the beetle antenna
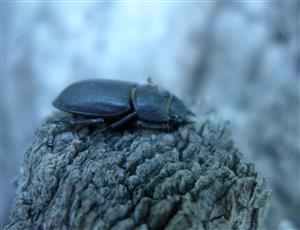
[147,77,155,85]
[187,110,195,116]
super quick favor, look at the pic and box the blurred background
[1,1,299,229]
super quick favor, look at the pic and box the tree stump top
[6,113,271,230]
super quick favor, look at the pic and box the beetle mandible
[53,79,194,130]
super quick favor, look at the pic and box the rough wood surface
[6,113,271,230]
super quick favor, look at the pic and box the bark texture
[6,113,270,230]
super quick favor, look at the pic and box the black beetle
[53,79,194,130]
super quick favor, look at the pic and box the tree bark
[6,112,271,230]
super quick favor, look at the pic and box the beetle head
[169,95,194,124]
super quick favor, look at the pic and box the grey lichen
[6,113,271,230]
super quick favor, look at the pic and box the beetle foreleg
[135,120,172,131]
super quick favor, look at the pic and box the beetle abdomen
[133,85,170,122]
[53,79,136,117]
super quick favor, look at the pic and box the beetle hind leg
[52,117,104,126]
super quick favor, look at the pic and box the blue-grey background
[1,1,299,229]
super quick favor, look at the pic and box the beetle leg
[109,112,137,130]
[108,112,137,130]
[135,120,172,131]
[67,117,104,126]
[53,117,104,126]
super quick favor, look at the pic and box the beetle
[53,79,194,130]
